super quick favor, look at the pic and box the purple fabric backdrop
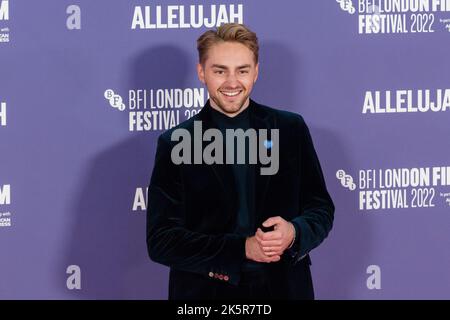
[1,0,449,299]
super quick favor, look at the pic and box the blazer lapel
[197,103,237,207]
[249,100,275,219]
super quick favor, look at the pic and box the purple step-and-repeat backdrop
[1,0,449,299]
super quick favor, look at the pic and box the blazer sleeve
[290,116,335,263]
[146,134,247,286]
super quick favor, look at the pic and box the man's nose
[225,72,240,85]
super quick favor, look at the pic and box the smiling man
[147,23,335,300]
[197,38,257,116]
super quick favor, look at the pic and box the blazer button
[218,274,224,280]
[224,275,229,282]
[214,273,220,278]
[208,272,214,278]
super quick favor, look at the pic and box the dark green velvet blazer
[147,98,334,300]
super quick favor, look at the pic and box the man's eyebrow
[211,64,251,69]
[211,64,228,69]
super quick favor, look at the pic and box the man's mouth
[220,90,243,97]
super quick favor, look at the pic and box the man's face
[197,41,259,117]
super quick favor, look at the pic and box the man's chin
[220,107,242,116]
[219,100,247,113]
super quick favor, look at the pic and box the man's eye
[240,70,249,74]
[214,70,224,74]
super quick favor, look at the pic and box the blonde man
[147,23,334,300]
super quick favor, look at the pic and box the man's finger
[256,228,265,241]
[265,252,280,257]
[260,240,282,247]
[260,231,282,241]
[262,246,282,252]
[255,236,281,246]
[260,255,280,262]
[268,255,281,262]
[262,216,282,228]
[264,250,283,256]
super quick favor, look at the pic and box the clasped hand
[245,216,295,263]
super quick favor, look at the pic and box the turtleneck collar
[206,98,253,126]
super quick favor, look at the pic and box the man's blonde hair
[197,23,259,65]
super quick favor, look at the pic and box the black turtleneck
[208,100,262,272]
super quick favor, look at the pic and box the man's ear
[254,62,259,83]
[197,63,205,84]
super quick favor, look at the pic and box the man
[147,23,334,300]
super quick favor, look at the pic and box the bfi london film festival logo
[336,0,450,34]
[0,184,11,227]
[131,4,243,29]
[361,88,450,115]
[104,88,207,132]
[337,0,357,14]
[0,0,10,43]
[337,166,450,210]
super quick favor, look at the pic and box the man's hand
[255,216,295,257]
[245,236,281,263]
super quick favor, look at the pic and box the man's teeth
[221,91,241,97]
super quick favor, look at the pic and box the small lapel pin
[264,140,273,149]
